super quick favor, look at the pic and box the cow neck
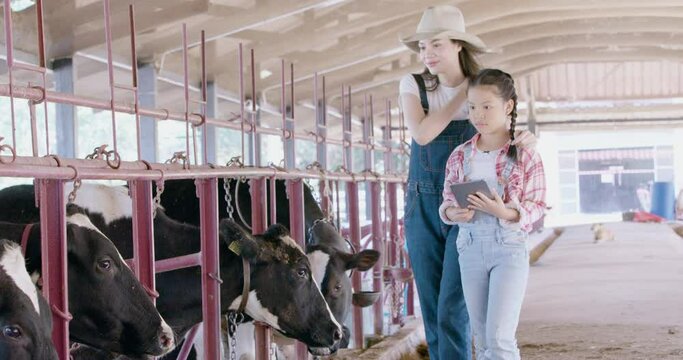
[227,244,250,314]
[20,223,34,257]
[238,257,250,312]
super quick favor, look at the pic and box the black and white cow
[0,183,343,357]
[0,205,175,357]
[0,239,58,360]
[157,178,380,351]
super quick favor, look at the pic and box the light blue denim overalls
[456,143,530,360]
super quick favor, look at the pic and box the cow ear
[64,223,82,254]
[343,249,380,271]
[219,219,259,260]
[263,223,290,240]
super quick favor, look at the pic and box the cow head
[220,219,343,356]
[307,242,379,349]
[63,211,175,356]
[305,220,380,350]
[27,210,176,357]
[0,239,58,360]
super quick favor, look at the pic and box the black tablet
[450,180,493,208]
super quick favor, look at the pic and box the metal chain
[67,179,82,204]
[152,181,164,219]
[230,333,237,360]
[223,179,234,220]
[164,151,188,168]
[227,312,242,360]
[223,156,245,221]
[84,144,120,169]
[305,161,334,222]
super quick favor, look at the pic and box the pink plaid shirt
[440,133,547,232]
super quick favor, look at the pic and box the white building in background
[538,127,683,227]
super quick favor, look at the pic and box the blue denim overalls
[457,144,530,360]
[404,74,478,360]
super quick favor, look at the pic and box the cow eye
[97,259,112,271]
[2,325,22,338]
[297,268,308,278]
[334,283,342,292]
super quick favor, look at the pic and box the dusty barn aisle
[518,222,683,359]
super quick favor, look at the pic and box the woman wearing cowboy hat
[399,5,535,360]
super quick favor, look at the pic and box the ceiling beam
[506,47,683,76]
[139,0,349,60]
[486,32,683,66]
[47,0,209,60]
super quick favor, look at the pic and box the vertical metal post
[384,99,401,324]
[205,81,218,164]
[343,86,364,348]
[197,178,221,359]
[315,74,330,216]
[363,95,384,335]
[242,47,271,360]
[280,60,308,360]
[138,62,158,162]
[129,180,157,302]
[38,180,70,360]
[181,24,191,167]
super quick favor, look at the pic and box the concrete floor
[336,222,683,359]
[519,222,683,359]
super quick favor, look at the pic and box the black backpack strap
[412,73,429,115]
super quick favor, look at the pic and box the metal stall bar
[362,95,384,336]
[281,60,308,360]
[197,178,222,359]
[37,180,71,360]
[125,4,159,312]
[103,0,123,161]
[397,106,414,318]
[315,74,331,217]
[242,43,273,360]
[3,0,50,155]
[342,85,364,348]
[384,99,402,325]
[129,180,158,302]
[0,83,405,155]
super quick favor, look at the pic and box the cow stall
[0,1,413,359]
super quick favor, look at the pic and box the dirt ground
[518,322,683,359]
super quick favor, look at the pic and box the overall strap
[412,74,429,115]
[498,154,517,201]
[501,155,515,180]
[462,143,474,181]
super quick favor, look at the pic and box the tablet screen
[449,180,493,208]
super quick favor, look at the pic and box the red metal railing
[0,1,413,360]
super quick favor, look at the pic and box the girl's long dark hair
[419,40,482,91]
[469,68,519,162]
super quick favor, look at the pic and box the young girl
[439,69,546,360]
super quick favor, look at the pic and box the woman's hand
[467,188,519,222]
[445,206,475,223]
[512,130,536,149]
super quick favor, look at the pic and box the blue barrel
[650,181,675,220]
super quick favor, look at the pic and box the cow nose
[333,328,343,342]
[160,333,173,350]
[158,320,175,352]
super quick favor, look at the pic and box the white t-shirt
[469,147,501,189]
[398,73,469,120]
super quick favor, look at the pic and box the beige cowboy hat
[400,5,487,53]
